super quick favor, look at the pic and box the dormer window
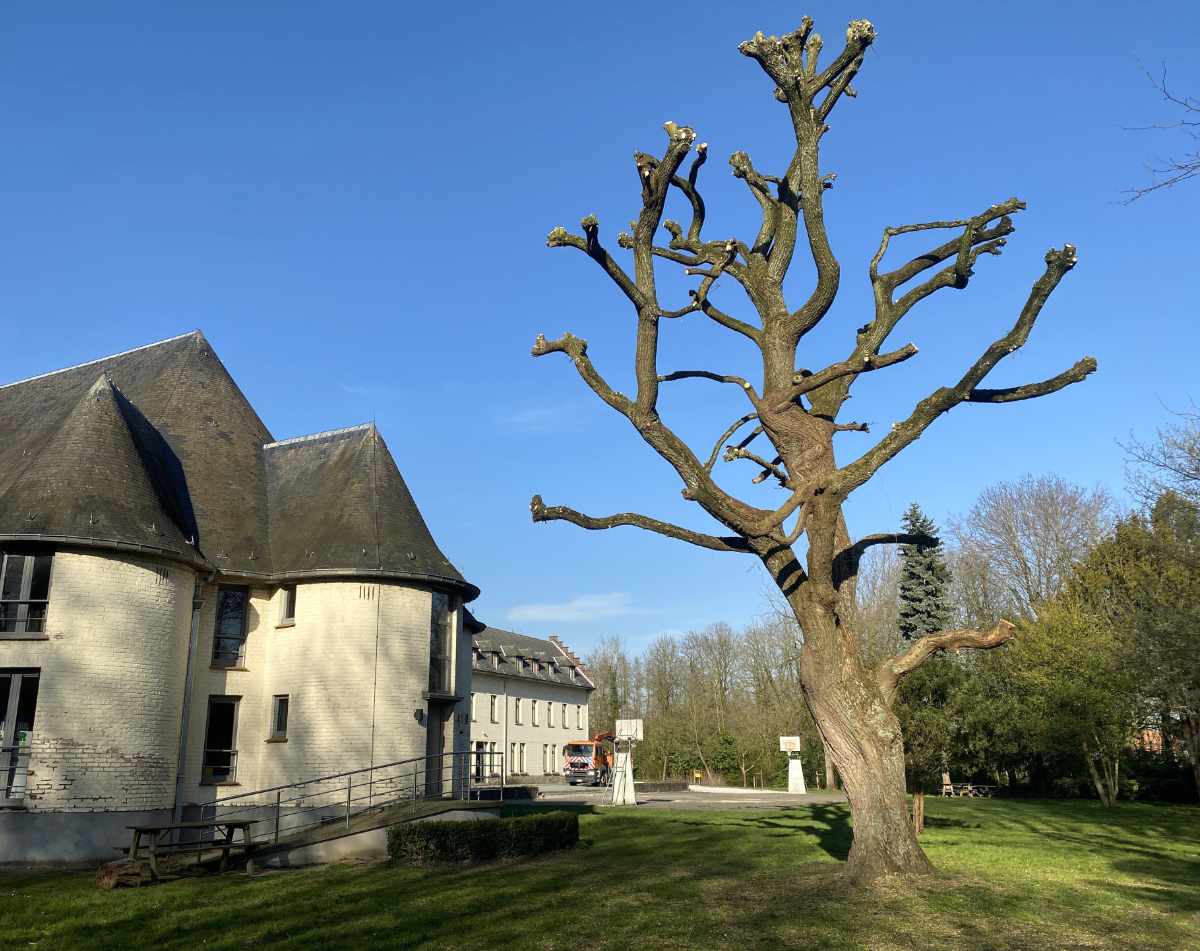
[570,666,578,682]
[491,653,499,670]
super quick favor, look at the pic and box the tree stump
[96,859,145,889]
[912,790,926,837]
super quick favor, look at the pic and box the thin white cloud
[497,406,564,434]
[508,592,632,623]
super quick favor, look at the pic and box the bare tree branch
[777,343,919,409]
[547,218,642,307]
[1124,64,1200,201]
[834,245,1092,496]
[967,359,1098,403]
[877,619,1016,703]
[705,413,759,471]
[530,495,751,553]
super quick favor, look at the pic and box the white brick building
[465,621,593,783]
[0,332,479,861]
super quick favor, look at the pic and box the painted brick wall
[469,671,590,777]
[1,549,194,812]
[179,580,448,804]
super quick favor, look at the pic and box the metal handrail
[191,749,506,850]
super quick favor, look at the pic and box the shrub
[388,810,579,866]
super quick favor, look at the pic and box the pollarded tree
[530,14,1095,882]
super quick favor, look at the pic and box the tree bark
[823,740,838,789]
[912,790,925,836]
[792,592,935,881]
[1181,713,1200,800]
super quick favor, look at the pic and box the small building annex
[466,616,593,782]
[0,331,479,862]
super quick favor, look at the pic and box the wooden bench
[124,820,258,880]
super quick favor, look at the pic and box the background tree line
[584,417,1200,802]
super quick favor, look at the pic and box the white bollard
[787,756,808,794]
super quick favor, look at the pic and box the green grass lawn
[2,798,1198,950]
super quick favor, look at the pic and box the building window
[279,584,297,625]
[488,741,498,777]
[270,695,289,740]
[428,592,453,693]
[542,743,550,774]
[470,693,477,722]
[576,705,583,730]
[201,696,239,784]
[489,694,499,723]
[519,742,526,774]
[0,550,53,637]
[491,653,499,670]
[570,666,578,682]
[562,703,569,729]
[532,701,539,727]
[212,586,249,667]
[1,669,39,802]
[552,744,558,774]
[514,698,523,725]
[548,702,555,728]
[509,742,517,775]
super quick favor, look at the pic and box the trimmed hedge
[387,810,579,866]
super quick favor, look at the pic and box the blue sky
[3,2,1197,653]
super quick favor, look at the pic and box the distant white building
[465,616,593,783]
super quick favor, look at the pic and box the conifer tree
[897,503,951,640]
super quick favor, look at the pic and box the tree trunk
[823,744,838,790]
[1181,713,1200,801]
[796,606,934,882]
[1083,741,1115,806]
[912,790,925,836]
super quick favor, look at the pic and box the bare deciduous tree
[1124,405,1200,506]
[1125,67,1200,201]
[531,15,1095,881]
[951,475,1114,617]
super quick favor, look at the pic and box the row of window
[472,648,580,682]
[502,742,563,775]
[469,694,583,731]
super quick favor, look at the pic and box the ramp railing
[190,749,506,849]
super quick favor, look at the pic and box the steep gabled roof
[0,331,272,572]
[1,332,477,597]
[0,374,201,563]
[472,625,593,690]
[264,424,475,597]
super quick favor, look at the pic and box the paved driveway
[531,785,847,811]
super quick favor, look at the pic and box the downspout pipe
[172,575,209,826]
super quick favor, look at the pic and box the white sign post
[611,719,643,806]
[779,736,807,794]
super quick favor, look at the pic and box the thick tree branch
[530,495,751,553]
[966,358,1098,403]
[658,369,761,403]
[777,343,918,409]
[833,245,1091,496]
[547,219,642,307]
[724,445,789,486]
[832,531,936,585]
[877,620,1016,704]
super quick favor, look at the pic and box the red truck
[563,731,614,786]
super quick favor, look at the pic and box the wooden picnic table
[126,819,257,879]
[942,783,995,798]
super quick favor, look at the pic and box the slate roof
[471,623,594,690]
[0,331,476,597]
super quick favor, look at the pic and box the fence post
[273,789,281,844]
[500,751,505,803]
[345,774,352,830]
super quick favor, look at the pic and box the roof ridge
[0,331,202,391]
[263,422,374,449]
